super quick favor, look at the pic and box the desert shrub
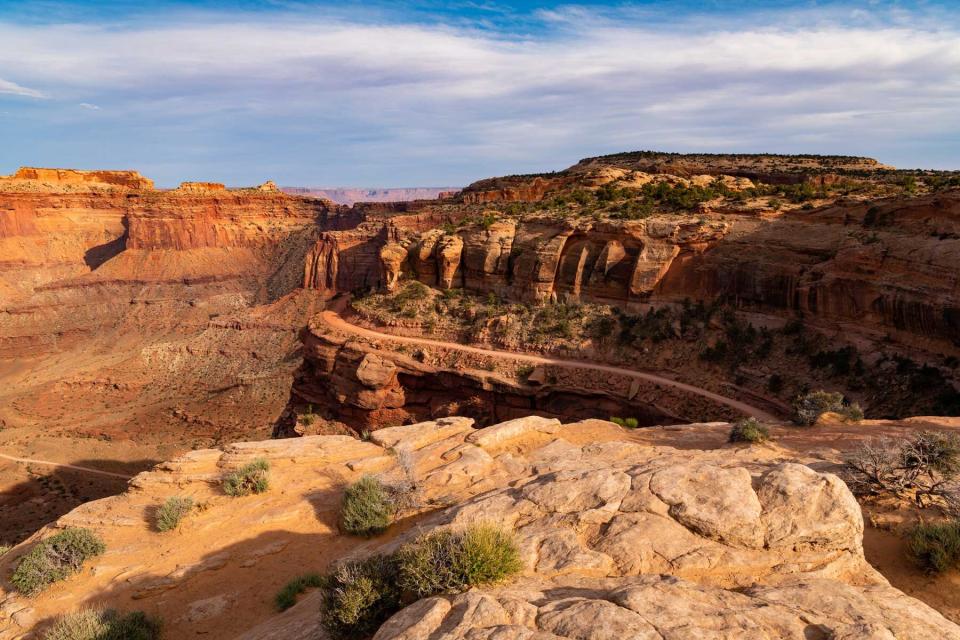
[223,458,270,497]
[340,475,394,537]
[729,418,770,444]
[908,520,960,573]
[793,390,862,426]
[516,364,534,380]
[321,555,401,640]
[322,524,521,639]
[623,417,639,429]
[396,524,522,598]
[0,544,10,556]
[155,496,193,532]
[44,608,161,640]
[845,432,960,508]
[275,572,324,611]
[12,528,106,595]
[450,523,523,587]
[609,417,626,427]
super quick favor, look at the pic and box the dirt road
[319,307,780,422]
[0,453,133,479]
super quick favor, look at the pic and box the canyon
[1,154,960,638]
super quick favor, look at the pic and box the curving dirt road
[319,307,780,422]
[0,453,133,479]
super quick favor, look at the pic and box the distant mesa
[175,181,226,192]
[3,166,154,190]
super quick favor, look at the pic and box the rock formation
[3,415,959,639]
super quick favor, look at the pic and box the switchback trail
[0,453,134,479]
[319,306,780,422]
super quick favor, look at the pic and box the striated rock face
[462,175,567,204]
[0,173,343,449]
[656,191,960,347]
[400,216,728,305]
[5,414,958,639]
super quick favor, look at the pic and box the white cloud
[0,9,958,181]
[0,76,45,98]
[78,102,100,110]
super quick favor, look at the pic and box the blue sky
[0,1,958,187]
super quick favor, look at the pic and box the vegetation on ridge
[223,458,270,497]
[729,418,770,444]
[12,528,106,595]
[43,608,161,640]
[339,475,395,537]
[154,495,194,532]
[320,524,522,640]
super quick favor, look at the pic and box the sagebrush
[321,524,522,639]
[155,495,193,532]
[321,555,401,640]
[11,528,106,595]
[339,475,394,537]
[43,608,161,640]
[729,418,770,444]
[223,458,270,497]
[793,390,863,426]
[908,520,960,573]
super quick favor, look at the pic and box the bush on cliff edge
[11,528,105,595]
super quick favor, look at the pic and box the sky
[0,1,958,187]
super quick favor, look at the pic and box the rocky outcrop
[374,575,959,640]
[461,176,568,204]
[5,415,958,639]
[399,216,729,304]
[290,311,746,430]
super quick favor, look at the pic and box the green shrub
[340,475,394,537]
[44,608,161,640]
[0,544,10,556]
[396,524,522,598]
[793,390,863,426]
[155,496,193,532]
[609,417,626,427]
[729,418,770,444]
[321,555,401,640]
[623,417,639,429]
[275,572,324,611]
[223,459,270,497]
[908,520,960,573]
[321,524,521,639]
[12,528,106,595]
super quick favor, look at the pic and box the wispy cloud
[0,76,45,98]
[0,4,958,184]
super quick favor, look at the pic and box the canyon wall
[0,170,341,444]
[335,192,960,355]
